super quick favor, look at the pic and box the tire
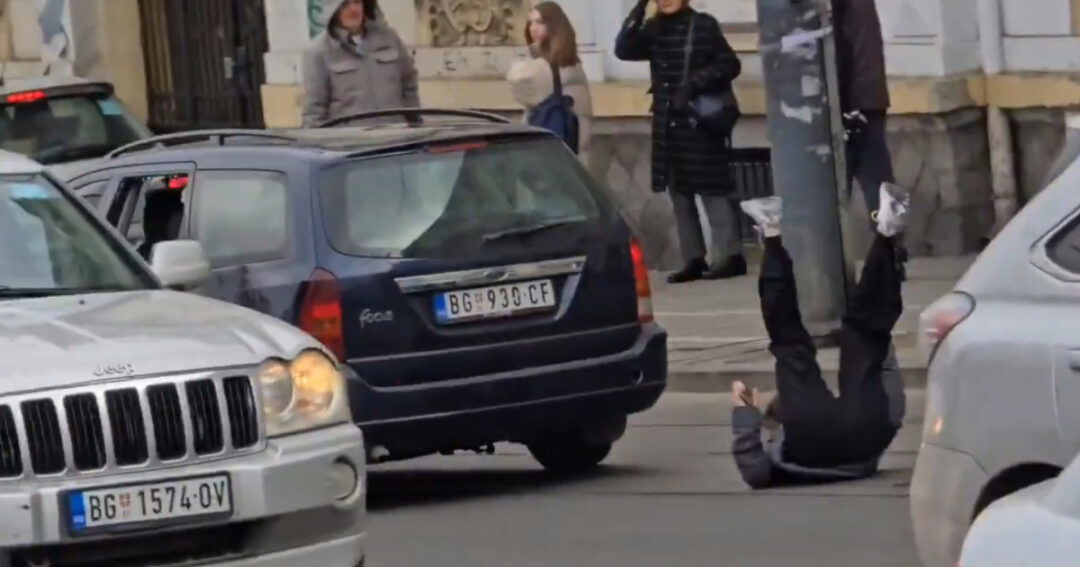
[527,437,613,474]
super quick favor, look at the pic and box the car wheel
[527,436,613,474]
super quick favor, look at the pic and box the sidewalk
[654,251,977,393]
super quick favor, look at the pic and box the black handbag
[681,14,741,136]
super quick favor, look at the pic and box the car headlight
[257,349,351,437]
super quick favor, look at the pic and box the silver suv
[0,150,366,566]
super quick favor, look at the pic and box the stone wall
[589,110,997,270]
[1010,108,1067,204]
[888,109,995,256]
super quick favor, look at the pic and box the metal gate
[139,0,268,132]
[731,148,775,241]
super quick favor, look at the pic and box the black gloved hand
[626,0,650,27]
[842,110,868,140]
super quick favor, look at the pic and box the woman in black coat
[616,0,746,283]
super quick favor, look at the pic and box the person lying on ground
[731,186,910,488]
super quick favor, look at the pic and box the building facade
[0,0,148,121]
[258,0,1080,268]
[3,0,1080,268]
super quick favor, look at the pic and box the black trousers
[846,110,894,215]
[760,235,902,468]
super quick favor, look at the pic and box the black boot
[667,258,708,284]
[703,254,749,280]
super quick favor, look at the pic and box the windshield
[0,174,153,295]
[319,138,614,259]
[0,92,151,165]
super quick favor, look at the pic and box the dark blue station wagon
[65,111,668,472]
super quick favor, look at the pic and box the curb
[668,367,929,393]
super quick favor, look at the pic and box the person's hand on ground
[732,381,758,408]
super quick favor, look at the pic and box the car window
[0,174,153,293]
[319,138,613,259]
[192,170,289,268]
[73,179,107,209]
[108,173,189,260]
[0,92,151,165]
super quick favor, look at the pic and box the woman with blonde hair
[507,2,594,171]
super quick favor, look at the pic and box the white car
[0,150,366,566]
[910,130,1080,566]
[0,76,152,179]
[959,452,1080,566]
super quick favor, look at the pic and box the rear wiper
[32,143,119,165]
[483,216,587,243]
[0,285,130,299]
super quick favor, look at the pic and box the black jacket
[732,351,906,488]
[615,7,741,195]
[833,0,890,112]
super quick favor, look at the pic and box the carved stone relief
[417,0,529,47]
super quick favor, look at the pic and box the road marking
[657,310,760,316]
[669,337,766,344]
[658,306,925,317]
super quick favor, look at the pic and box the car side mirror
[150,240,210,291]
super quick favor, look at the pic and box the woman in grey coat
[302,0,420,127]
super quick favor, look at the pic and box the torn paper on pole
[780,27,832,53]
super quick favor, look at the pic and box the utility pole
[756,0,853,337]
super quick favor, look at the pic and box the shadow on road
[368,464,650,511]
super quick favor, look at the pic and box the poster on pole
[37,0,74,75]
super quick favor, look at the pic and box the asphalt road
[364,392,925,567]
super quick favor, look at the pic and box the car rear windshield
[319,137,614,259]
[0,91,151,165]
[0,174,152,295]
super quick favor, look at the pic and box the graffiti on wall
[38,0,73,74]
[418,0,528,47]
[308,0,323,38]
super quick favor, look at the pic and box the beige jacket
[507,58,594,171]
[301,19,420,128]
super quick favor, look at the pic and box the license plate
[66,474,232,534]
[434,279,556,323]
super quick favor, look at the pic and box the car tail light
[299,269,346,361]
[427,140,488,154]
[630,238,654,323]
[6,90,46,104]
[167,175,189,190]
[918,292,975,363]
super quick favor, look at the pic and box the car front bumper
[911,442,989,567]
[0,424,366,566]
[349,323,667,460]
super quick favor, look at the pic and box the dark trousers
[760,235,902,468]
[846,110,894,215]
[670,191,743,264]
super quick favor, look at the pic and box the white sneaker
[740,197,783,239]
[876,183,910,238]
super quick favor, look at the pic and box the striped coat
[615,8,741,196]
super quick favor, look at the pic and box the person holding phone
[615,0,747,283]
[730,185,910,488]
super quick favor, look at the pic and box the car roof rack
[318,108,511,129]
[107,129,298,159]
